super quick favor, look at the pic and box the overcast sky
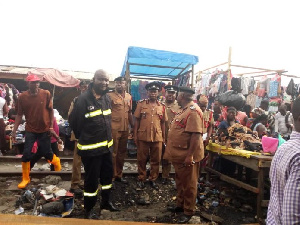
[0,0,299,84]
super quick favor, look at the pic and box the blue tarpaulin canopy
[120,46,199,80]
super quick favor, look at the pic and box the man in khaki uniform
[162,85,180,184]
[108,76,133,184]
[197,94,214,176]
[164,87,204,224]
[134,82,167,190]
[197,94,214,147]
[69,80,89,196]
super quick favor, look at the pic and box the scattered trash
[15,206,24,215]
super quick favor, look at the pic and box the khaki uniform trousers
[161,144,171,178]
[173,162,200,216]
[71,142,82,189]
[137,141,162,181]
[112,130,129,179]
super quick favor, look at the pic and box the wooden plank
[259,160,272,168]
[261,200,269,207]
[256,168,264,220]
[236,69,285,76]
[128,62,186,70]
[200,62,228,72]
[221,155,259,171]
[205,167,259,193]
[231,64,284,72]
[0,214,168,225]
[251,155,273,161]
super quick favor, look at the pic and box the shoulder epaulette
[138,99,146,103]
[190,105,196,110]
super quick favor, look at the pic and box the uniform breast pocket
[157,110,163,120]
[141,111,148,119]
[113,100,123,110]
[112,117,121,122]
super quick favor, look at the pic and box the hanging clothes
[246,92,256,110]
[248,78,256,93]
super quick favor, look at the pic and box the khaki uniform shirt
[202,109,214,134]
[134,99,168,142]
[164,100,180,139]
[165,101,204,163]
[108,91,132,132]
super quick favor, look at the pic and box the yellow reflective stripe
[84,188,98,197]
[85,109,102,118]
[102,184,112,190]
[108,139,113,147]
[103,109,111,115]
[77,139,113,150]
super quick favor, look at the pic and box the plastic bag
[218,90,246,110]
[286,78,297,97]
[278,134,286,147]
[262,136,278,154]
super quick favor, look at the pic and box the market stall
[193,47,300,222]
[119,46,199,155]
[0,66,82,155]
[120,46,199,94]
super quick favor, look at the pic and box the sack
[286,79,297,97]
[262,136,278,154]
[218,90,246,110]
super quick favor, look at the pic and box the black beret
[178,86,195,94]
[145,82,161,91]
[165,85,178,92]
[114,76,126,82]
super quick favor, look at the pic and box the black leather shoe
[115,177,128,184]
[101,201,120,212]
[167,206,184,213]
[177,214,192,224]
[162,178,169,185]
[137,181,145,189]
[150,181,159,190]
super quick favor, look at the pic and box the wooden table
[205,150,273,223]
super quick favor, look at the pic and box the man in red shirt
[11,74,61,189]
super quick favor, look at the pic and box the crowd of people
[3,69,299,224]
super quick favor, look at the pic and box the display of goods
[213,123,262,152]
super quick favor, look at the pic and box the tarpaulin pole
[191,65,194,88]
[125,61,130,93]
[227,47,232,90]
[52,85,55,99]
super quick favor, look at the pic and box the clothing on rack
[246,92,256,110]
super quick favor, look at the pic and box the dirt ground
[0,172,265,225]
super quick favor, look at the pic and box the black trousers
[81,151,113,212]
[30,142,59,171]
[22,131,52,162]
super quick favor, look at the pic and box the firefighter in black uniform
[69,69,120,219]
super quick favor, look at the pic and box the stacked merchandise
[212,123,262,152]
